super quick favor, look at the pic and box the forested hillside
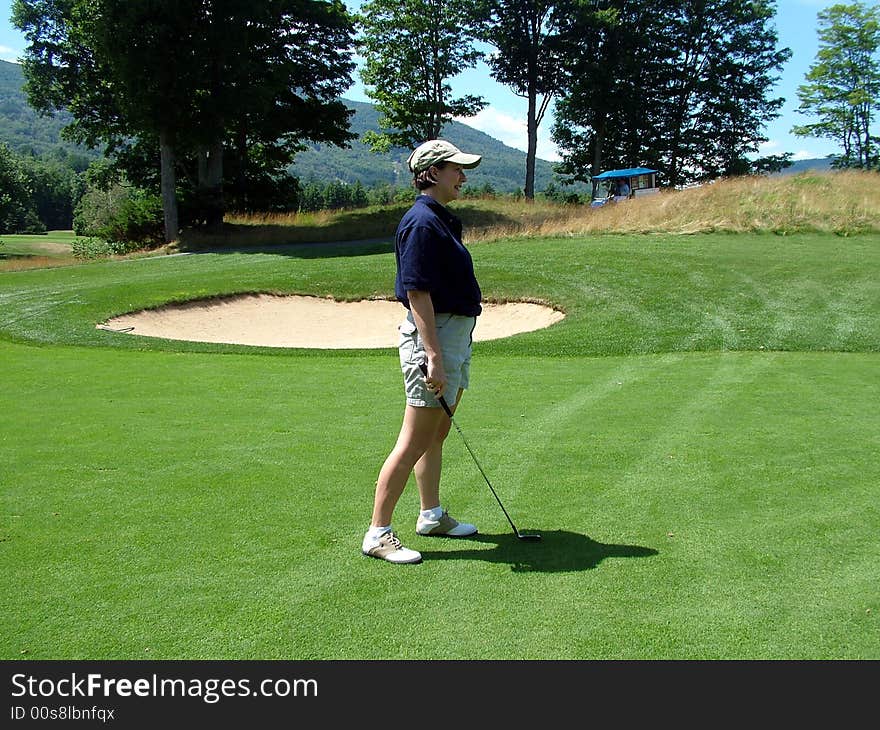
[289,99,569,193]
[1,59,569,194]
[775,157,833,175]
[0,58,837,197]
[0,60,98,161]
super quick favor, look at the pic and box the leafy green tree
[474,0,564,198]
[18,154,80,229]
[461,180,496,198]
[194,1,356,221]
[552,0,790,187]
[216,141,302,215]
[793,2,880,169]
[299,181,326,212]
[367,183,400,206]
[662,0,790,184]
[0,142,43,233]
[13,1,199,241]
[13,0,356,241]
[74,181,164,251]
[552,0,659,178]
[356,0,486,151]
[351,179,369,208]
[323,180,350,209]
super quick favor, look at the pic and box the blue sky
[0,0,841,161]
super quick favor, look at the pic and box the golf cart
[590,167,659,207]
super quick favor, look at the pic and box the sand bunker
[98,294,565,349]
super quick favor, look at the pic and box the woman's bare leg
[371,404,446,527]
[414,388,462,510]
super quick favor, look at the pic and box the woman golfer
[362,139,483,564]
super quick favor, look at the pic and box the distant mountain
[774,157,834,175]
[291,98,576,194]
[0,59,99,160]
[1,59,574,194]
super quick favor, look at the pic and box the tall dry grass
[0,255,84,272]
[555,170,880,237]
[207,170,880,249]
[464,170,880,240]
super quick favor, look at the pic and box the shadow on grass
[176,203,526,258]
[178,229,395,259]
[418,530,658,573]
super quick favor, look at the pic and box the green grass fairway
[0,230,81,258]
[1,232,878,659]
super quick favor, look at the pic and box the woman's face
[429,163,467,204]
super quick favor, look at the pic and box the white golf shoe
[362,530,422,564]
[416,510,478,537]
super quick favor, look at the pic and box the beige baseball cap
[407,139,482,173]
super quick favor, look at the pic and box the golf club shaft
[419,362,523,536]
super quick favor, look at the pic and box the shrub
[70,236,113,259]
[74,183,164,251]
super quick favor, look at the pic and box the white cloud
[792,149,829,161]
[535,138,561,163]
[0,45,21,63]
[758,139,832,161]
[454,106,561,162]
[457,107,526,145]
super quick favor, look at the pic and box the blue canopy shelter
[590,167,659,206]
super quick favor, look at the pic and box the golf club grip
[417,360,454,418]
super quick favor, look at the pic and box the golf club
[419,361,541,542]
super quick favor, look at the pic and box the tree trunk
[197,140,224,230]
[525,87,537,200]
[159,130,178,244]
[592,114,606,177]
[235,124,248,204]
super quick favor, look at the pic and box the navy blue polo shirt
[394,195,482,316]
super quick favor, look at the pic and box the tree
[356,0,486,151]
[18,154,80,229]
[793,2,880,170]
[475,0,565,198]
[551,0,790,187]
[13,0,201,241]
[0,142,43,233]
[659,0,790,184]
[13,1,356,241]
[552,0,663,179]
[73,178,164,250]
[299,180,326,212]
[351,179,369,208]
[193,1,356,219]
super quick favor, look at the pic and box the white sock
[421,506,444,521]
[364,525,391,545]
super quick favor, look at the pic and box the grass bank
[185,170,880,250]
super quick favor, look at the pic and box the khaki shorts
[398,311,476,408]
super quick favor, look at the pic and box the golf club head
[517,532,542,542]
